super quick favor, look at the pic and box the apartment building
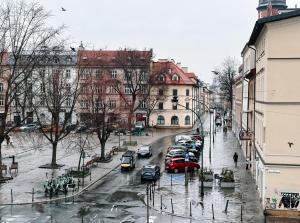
[149,60,200,128]
[244,10,300,208]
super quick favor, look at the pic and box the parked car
[175,135,192,143]
[141,165,160,181]
[165,158,200,173]
[165,149,185,162]
[75,124,88,133]
[41,124,63,133]
[65,124,77,132]
[19,123,40,132]
[137,145,152,158]
[167,145,187,153]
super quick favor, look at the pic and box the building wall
[149,85,194,128]
[254,17,300,209]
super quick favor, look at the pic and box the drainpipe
[248,45,257,179]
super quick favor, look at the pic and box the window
[172,74,179,81]
[139,85,147,94]
[0,83,3,92]
[185,116,191,125]
[172,89,178,96]
[124,85,132,94]
[186,89,189,96]
[111,70,117,79]
[171,116,179,125]
[125,71,132,81]
[158,89,164,96]
[80,100,89,108]
[66,83,71,93]
[158,102,163,110]
[158,74,165,81]
[157,116,165,125]
[65,69,71,79]
[172,103,177,110]
[66,98,71,107]
[95,69,101,79]
[81,86,88,94]
[139,100,147,109]
[109,100,116,109]
[40,69,45,78]
[54,69,60,74]
[140,71,147,81]
[0,97,4,106]
[186,102,189,110]
[109,86,116,94]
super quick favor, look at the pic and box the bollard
[212,204,215,220]
[160,195,162,211]
[146,185,149,223]
[11,189,13,203]
[149,184,152,201]
[241,205,243,221]
[225,200,229,213]
[171,198,174,214]
[32,188,34,202]
[190,201,192,217]
[185,167,188,186]
[90,171,91,182]
[152,189,155,207]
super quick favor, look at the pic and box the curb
[0,127,199,206]
[0,162,121,206]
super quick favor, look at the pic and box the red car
[165,157,200,173]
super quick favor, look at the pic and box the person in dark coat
[233,152,238,167]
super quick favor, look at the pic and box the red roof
[152,61,198,85]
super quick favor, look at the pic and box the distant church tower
[257,0,287,18]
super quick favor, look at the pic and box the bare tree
[113,49,153,133]
[0,1,64,177]
[77,52,117,161]
[213,57,238,112]
[33,47,79,168]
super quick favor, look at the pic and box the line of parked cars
[165,134,203,173]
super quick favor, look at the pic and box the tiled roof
[152,61,198,85]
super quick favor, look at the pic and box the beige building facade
[149,60,200,128]
[246,11,300,208]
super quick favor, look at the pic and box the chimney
[158,59,168,62]
[176,62,181,68]
[182,67,188,72]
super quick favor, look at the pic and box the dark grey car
[141,165,160,181]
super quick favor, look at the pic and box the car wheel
[174,169,179,173]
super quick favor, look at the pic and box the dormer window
[158,74,165,81]
[172,74,179,81]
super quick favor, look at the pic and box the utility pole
[209,111,212,162]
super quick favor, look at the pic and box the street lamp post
[171,96,205,196]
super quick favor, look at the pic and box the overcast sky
[37,0,299,83]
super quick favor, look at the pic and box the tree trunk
[0,143,2,179]
[51,141,58,167]
[100,141,105,160]
[77,149,83,171]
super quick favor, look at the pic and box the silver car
[137,145,152,158]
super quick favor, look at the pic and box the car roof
[143,165,156,169]
[170,157,185,161]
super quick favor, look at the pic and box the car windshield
[121,156,131,164]
[143,168,154,173]
[169,150,184,155]
[140,146,149,151]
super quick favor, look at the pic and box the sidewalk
[0,128,186,205]
[145,114,265,222]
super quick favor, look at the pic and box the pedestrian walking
[233,152,238,167]
[246,158,250,170]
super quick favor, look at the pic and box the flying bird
[288,142,294,148]
[70,47,76,52]
[61,7,66,12]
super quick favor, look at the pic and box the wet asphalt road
[0,133,178,223]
